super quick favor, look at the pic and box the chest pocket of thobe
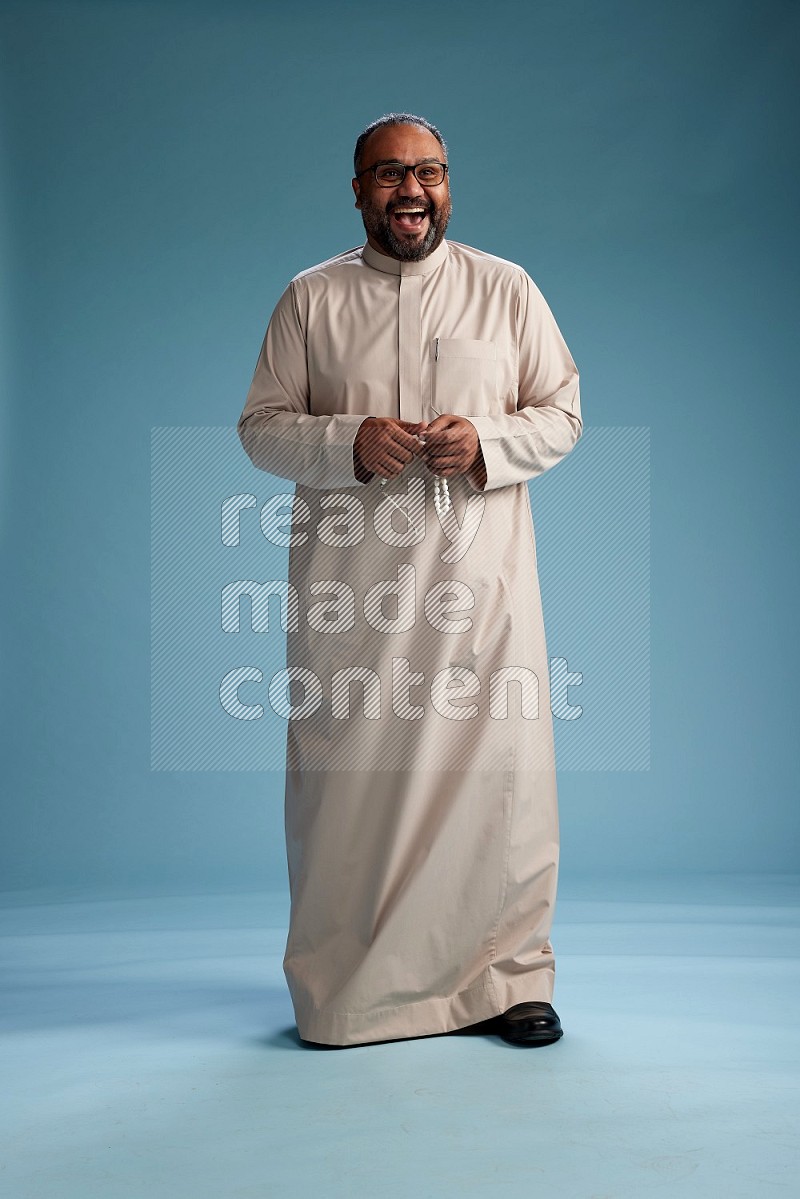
[431,338,499,418]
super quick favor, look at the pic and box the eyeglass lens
[374,163,446,187]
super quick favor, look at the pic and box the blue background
[1,0,797,893]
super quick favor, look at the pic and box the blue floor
[1,875,798,1197]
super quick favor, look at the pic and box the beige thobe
[238,237,582,1045]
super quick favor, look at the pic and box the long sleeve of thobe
[237,282,366,489]
[465,271,582,493]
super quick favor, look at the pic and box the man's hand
[420,414,486,487]
[353,418,428,483]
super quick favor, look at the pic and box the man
[237,113,582,1048]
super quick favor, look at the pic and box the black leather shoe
[497,1001,563,1046]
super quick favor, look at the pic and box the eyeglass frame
[354,159,449,188]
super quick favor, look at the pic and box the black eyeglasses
[355,160,448,188]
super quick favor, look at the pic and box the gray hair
[353,112,448,175]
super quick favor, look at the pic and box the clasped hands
[353,415,486,488]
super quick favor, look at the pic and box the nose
[396,169,425,199]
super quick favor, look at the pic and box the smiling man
[237,112,582,1048]
[354,125,452,261]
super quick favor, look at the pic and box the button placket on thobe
[397,271,423,423]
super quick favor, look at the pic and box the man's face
[352,124,452,261]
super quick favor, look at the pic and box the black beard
[359,196,452,261]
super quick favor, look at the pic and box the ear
[352,177,362,209]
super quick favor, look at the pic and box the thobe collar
[361,238,450,277]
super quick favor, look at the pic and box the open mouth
[390,207,430,233]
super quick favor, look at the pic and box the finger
[360,426,414,465]
[397,419,430,434]
[387,445,416,471]
[425,443,462,460]
[422,429,461,451]
[390,425,430,452]
[425,413,462,433]
[427,446,469,465]
[389,441,416,464]
[425,418,471,443]
[424,455,462,470]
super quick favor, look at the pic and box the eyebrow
[371,157,444,166]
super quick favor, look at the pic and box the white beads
[433,475,451,518]
[379,433,450,516]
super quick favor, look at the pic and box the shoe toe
[499,1002,563,1046]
